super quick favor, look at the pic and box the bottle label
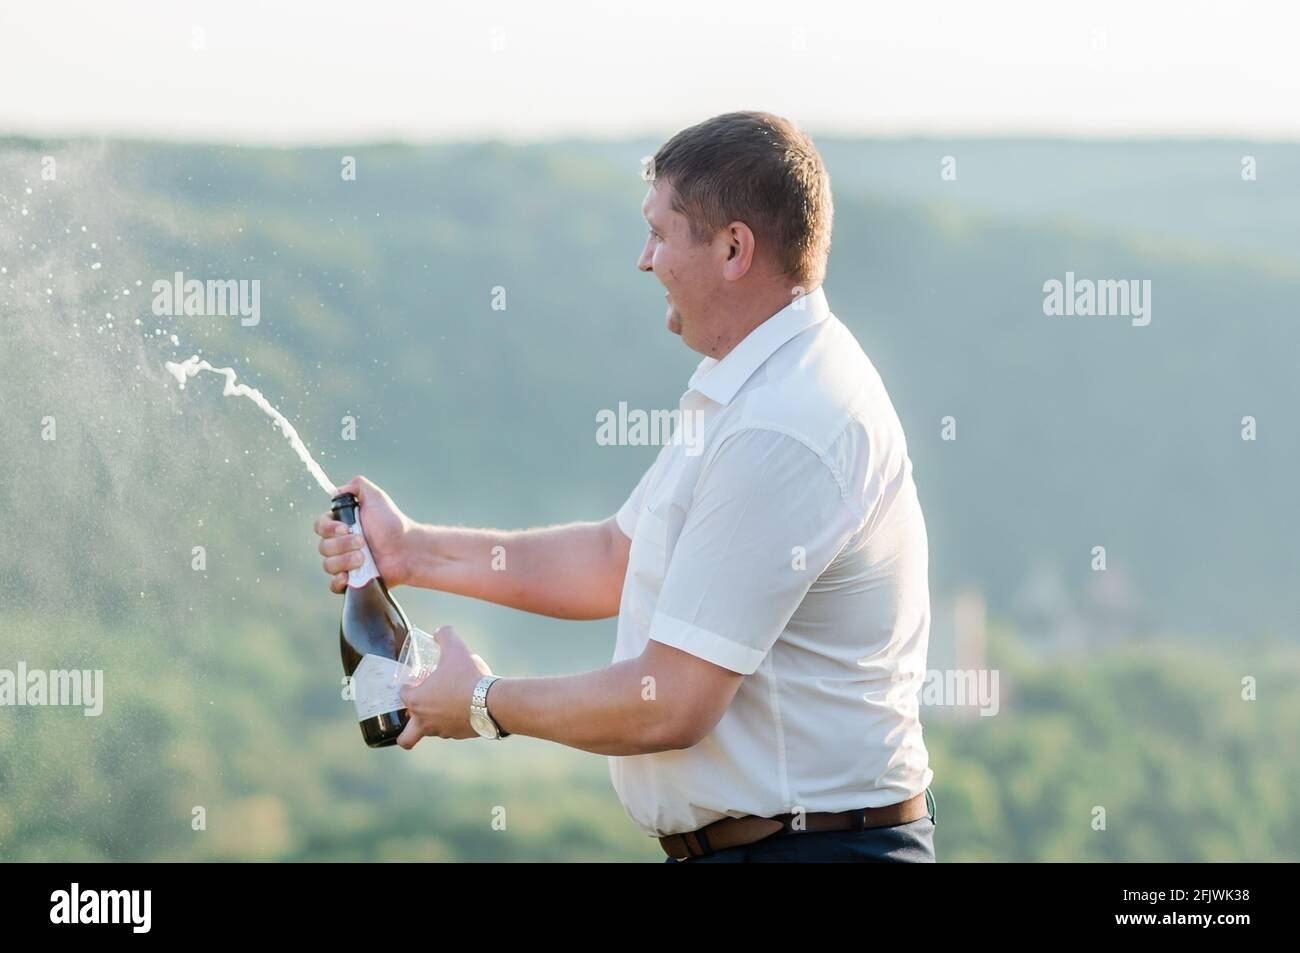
[352,653,407,722]
[347,520,381,588]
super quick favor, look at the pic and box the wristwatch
[470,675,510,739]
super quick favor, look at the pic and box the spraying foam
[165,355,335,496]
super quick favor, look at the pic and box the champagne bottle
[332,491,411,748]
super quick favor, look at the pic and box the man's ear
[721,221,756,281]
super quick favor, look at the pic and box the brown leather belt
[659,791,931,861]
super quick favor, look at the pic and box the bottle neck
[332,495,381,589]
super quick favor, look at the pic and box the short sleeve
[647,428,863,674]
[615,464,654,539]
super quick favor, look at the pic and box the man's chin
[666,307,683,336]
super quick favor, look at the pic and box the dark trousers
[663,790,937,863]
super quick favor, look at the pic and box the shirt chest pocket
[627,505,672,607]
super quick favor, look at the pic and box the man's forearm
[402,518,627,620]
[484,659,692,756]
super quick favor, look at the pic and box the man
[314,112,936,862]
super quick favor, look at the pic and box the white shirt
[609,286,934,837]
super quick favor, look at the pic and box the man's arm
[397,631,744,755]
[316,476,630,620]
[404,518,629,620]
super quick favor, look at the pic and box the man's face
[637,182,721,348]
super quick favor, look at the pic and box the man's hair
[648,111,832,289]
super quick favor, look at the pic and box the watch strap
[472,675,509,739]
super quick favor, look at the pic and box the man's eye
[648,228,662,241]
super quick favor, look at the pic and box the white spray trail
[165,355,336,496]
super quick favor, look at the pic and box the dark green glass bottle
[332,492,411,748]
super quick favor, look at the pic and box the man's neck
[706,283,818,360]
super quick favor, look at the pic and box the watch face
[470,710,496,738]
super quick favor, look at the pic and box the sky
[1,0,1297,144]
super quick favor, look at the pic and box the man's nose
[637,241,654,273]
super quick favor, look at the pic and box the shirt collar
[686,286,830,407]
